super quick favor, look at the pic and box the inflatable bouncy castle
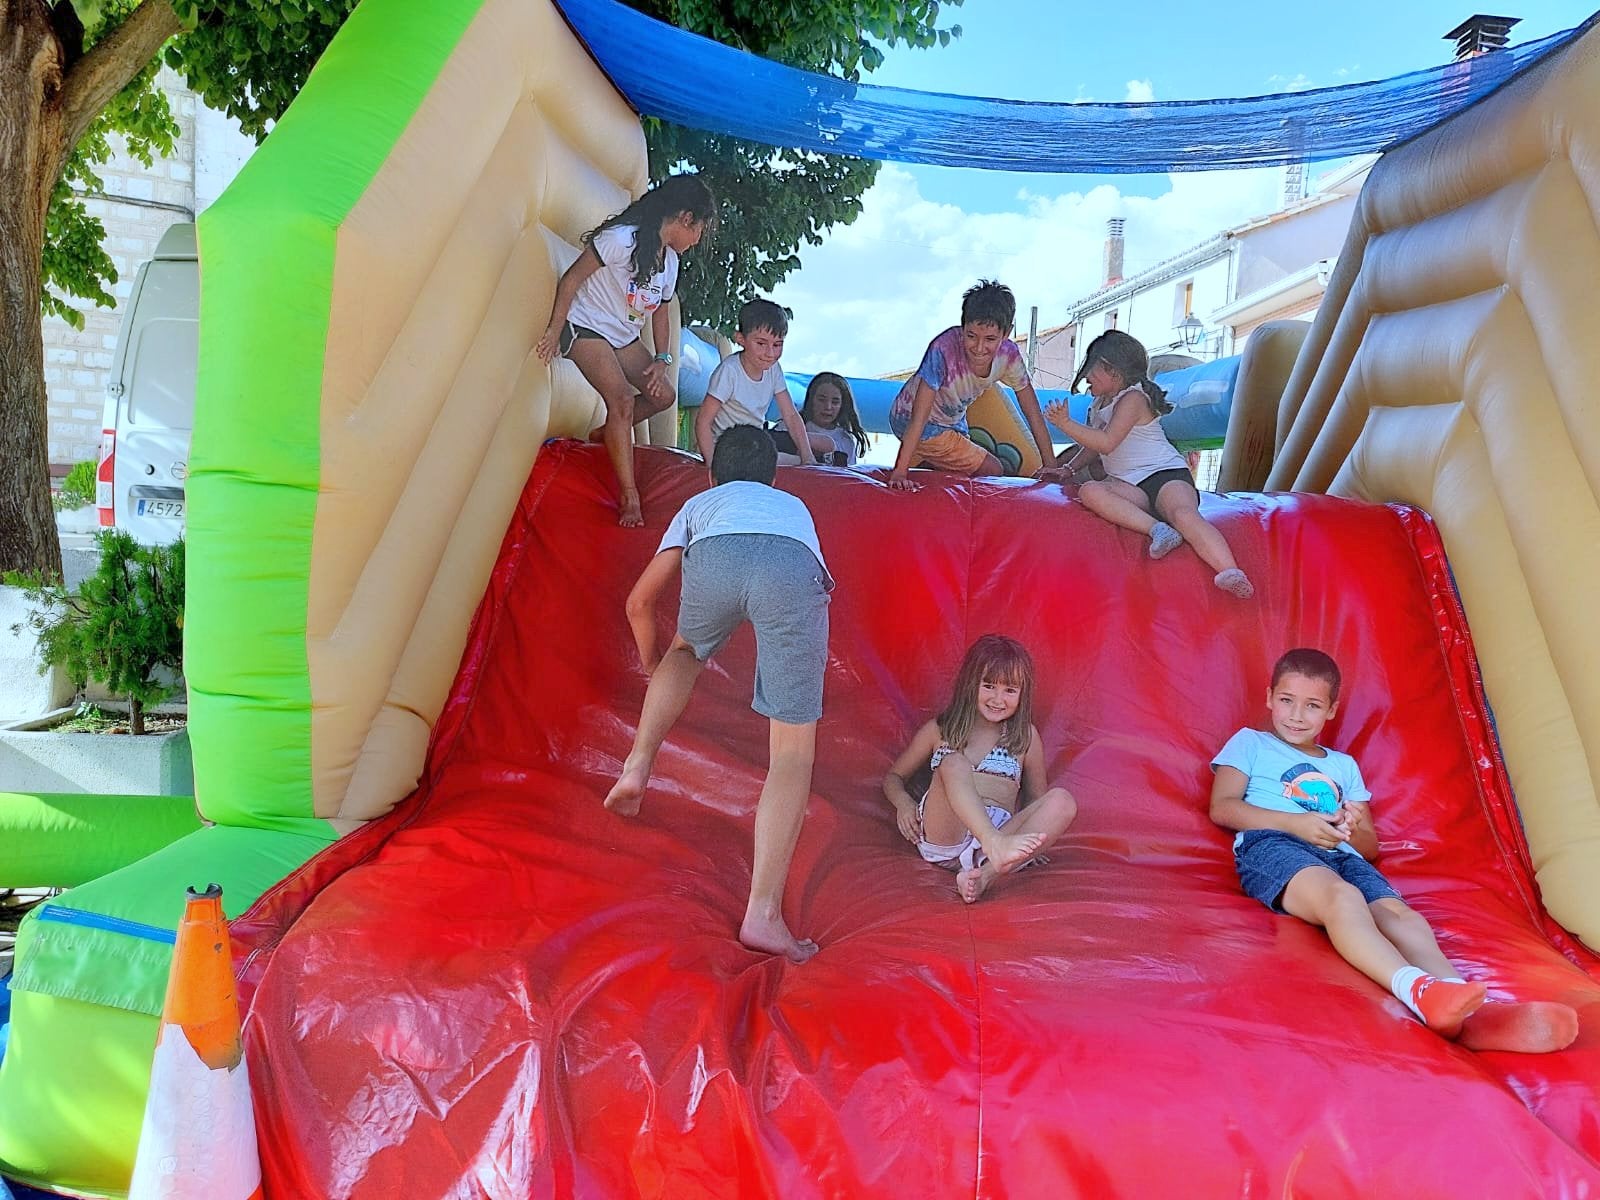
[3,0,1600,1195]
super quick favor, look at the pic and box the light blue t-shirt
[1211,727,1372,856]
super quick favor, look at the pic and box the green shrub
[53,460,97,512]
[6,531,185,735]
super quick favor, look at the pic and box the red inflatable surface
[236,443,1600,1198]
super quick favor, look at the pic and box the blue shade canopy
[555,0,1589,173]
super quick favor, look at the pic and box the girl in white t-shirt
[536,174,717,527]
[800,373,870,467]
[1043,330,1254,599]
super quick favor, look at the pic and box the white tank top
[1089,384,1186,484]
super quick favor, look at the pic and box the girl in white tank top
[1043,330,1254,599]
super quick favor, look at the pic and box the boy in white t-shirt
[605,426,832,964]
[695,299,829,468]
[1210,647,1578,1053]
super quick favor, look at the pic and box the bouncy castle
[3,0,1600,1194]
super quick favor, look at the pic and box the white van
[95,222,197,544]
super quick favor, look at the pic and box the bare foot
[980,830,1045,874]
[1458,1001,1580,1053]
[618,489,644,528]
[603,761,650,816]
[956,862,997,904]
[739,911,819,963]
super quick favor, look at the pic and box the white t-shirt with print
[807,421,858,465]
[706,353,786,441]
[1211,727,1373,856]
[567,224,678,348]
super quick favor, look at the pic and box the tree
[0,0,356,578]
[628,0,962,330]
[8,528,185,734]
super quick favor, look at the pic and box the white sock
[1390,965,1428,1019]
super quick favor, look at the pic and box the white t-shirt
[807,421,858,466]
[1089,384,1186,484]
[1211,727,1373,856]
[659,481,832,589]
[706,353,786,440]
[566,224,678,348]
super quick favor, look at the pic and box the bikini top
[929,741,1022,783]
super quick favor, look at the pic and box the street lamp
[1177,314,1206,350]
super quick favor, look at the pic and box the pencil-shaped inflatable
[128,885,261,1200]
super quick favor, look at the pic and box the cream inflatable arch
[1221,31,1600,948]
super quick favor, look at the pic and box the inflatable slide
[2,0,1600,1194]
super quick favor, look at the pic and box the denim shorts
[1234,829,1402,913]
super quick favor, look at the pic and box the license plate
[135,498,185,520]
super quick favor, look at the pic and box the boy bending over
[1210,648,1578,1053]
[606,425,832,963]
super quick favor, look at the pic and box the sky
[768,0,1595,378]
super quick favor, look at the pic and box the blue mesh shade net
[554,0,1591,172]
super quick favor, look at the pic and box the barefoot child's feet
[956,861,997,904]
[1214,567,1254,599]
[1405,975,1487,1038]
[618,488,644,528]
[1148,522,1183,560]
[980,829,1045,874]
[603,760,650,816]
[739,910,819,963]
[1458,1000,1580,1053]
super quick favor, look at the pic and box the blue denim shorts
[1234,829,1402,913]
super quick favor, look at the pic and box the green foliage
[54,460,98,512]
[44,0,358,323]
[7,530,185,735]
[628,0,963,329]
[44,2,179,326]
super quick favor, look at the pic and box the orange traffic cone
[129,884,263,1200]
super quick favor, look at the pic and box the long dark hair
[937,634,1035,757]
[585,173,717,284]
[1071,330,1171,416]
[802,372,869,457]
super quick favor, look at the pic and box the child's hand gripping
[1292,808,1351,850]
[535,324,562,365]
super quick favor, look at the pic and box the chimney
[1103,218,1125,287]
[1443,14,1521,61]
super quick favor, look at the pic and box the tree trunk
[0,1,66,579]
[129,695,144,736]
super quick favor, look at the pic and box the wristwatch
[654,351,674,365]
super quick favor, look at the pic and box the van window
[122,259,198,429]
[126,319,198,428]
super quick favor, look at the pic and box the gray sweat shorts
[678,533,830,725]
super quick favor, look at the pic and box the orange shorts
[915,429,993,475]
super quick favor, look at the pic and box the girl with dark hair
[883,634,1077,904]
[536,173,718,526]
[1044,330,1254,599]
[800,373,870,465]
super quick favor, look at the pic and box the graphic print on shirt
[1280,762,1343,814]
[625,276,666,325]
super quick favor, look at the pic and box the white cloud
[1124,79,1155,103]
[1265,72,1317,93]
[771,164,1282,378]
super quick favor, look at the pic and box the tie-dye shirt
[889,327,1032,437]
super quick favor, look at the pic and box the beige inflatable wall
[305,0,669,827]
[1256,30,1600,949]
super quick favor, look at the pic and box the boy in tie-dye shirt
[888,280,1057,487]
